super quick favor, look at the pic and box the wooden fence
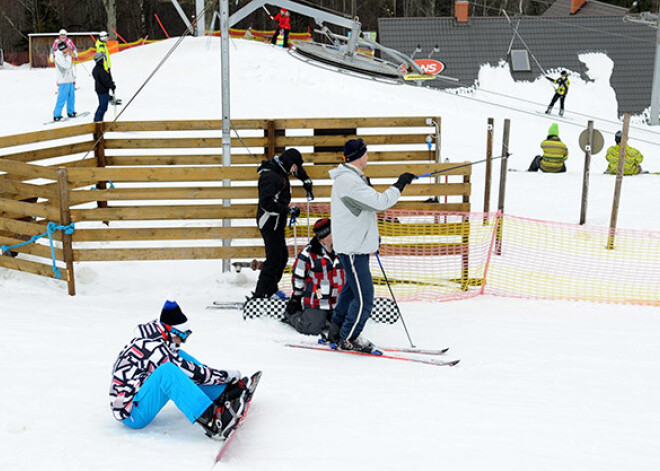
[0,116,472,295]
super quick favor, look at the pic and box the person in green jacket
[605,131,644,175]
[528,123,568,173]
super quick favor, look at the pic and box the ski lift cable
[75,1,216,165]
[502,10,546,75]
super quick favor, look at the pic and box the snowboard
[214,371,262,463]
[44,111,90,125]
[241,296,401,324]
[535,110,574,121]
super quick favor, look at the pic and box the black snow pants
[253,217,289,298]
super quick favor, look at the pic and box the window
[510,49,531,72]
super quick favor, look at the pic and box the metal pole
[483,117,494,220]
[221,0,231,273]
[375,252,415,348]
[649,6,660,125]
[195,0,206,36]
[579,120,594,225]
[495,118,510,256]
[607,113,630,250]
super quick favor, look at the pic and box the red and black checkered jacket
[109,320,232,421]
[291,237,344,311]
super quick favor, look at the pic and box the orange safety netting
[285,205,660,306]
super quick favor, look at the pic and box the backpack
[285,308,329,335]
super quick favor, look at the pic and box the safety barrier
[0,116,469,295]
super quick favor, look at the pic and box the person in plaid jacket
[285,218,344,333]
[109,299,248,438]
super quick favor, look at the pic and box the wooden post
[579,120,594,225]
[495,118,510,255]
[94,122,109,216]
[57,168,76,296]
[483,117,494,223]
[266,120,276,159]
[607,113,630,250]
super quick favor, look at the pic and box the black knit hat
[279,149,303,172]
[615,130,622,144]
[313,217,331,239]
[160,300,191,331]
[57,42,68,51]
[343,138,367,162]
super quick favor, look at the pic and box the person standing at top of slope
[253,149,314,299]
[269,8,291,48]
[52,42,77,121]
[326,138,416,352]
[109,299,251,439]
[92,52,115,122]
[95,31,121,105]
[545,70,570,117]
[50,29,78,62]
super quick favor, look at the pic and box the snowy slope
[1,37,659,471]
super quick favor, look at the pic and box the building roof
[378,16,656,114]
[542,0,628,17]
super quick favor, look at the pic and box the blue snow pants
[122,350,227,429]
[332,253,374,342]
[53,82,75,118]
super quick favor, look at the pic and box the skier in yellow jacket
[605,131,644,175]
[528,123,568,173]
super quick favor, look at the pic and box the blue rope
[1,222,75,279]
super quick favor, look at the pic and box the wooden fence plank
[70,205,257,222]
[0,254,69,280]
[0,198,61,220]
[0,141,96,164]
[0,123,94,149]
[0,178,58,200]
[74,245,266,261]
[0,216,50,237]
[0,158,59,180]
[73,226,262,242]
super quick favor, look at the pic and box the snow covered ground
[1,37,659,470]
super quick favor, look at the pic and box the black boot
[327,323,341,344]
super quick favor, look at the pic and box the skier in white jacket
[327,138,416,352]
[52,42,77,121]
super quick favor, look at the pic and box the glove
[393,172,416,192]
[289,206,301,218]
[302,179,314,200]
[224,369,241,384]
[286,295,302,315]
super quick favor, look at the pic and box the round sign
[579,128,604,154]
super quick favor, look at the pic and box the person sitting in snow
[109,299,250,439]
[528,123,568,173]
[605,131,645,176]
[285,217,345,335]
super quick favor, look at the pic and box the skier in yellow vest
[95,31,121,105]
[545,70,570,117]
[528,123,569,173]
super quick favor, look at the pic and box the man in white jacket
[327,138,415,352]
[53,42,76,121]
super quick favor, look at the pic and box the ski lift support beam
[228,0,425,75]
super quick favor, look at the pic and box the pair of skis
[285,339,459,367]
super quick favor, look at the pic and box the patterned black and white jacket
[291,237,345,311]
[109,320,232,421]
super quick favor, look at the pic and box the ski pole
[76,57,91,77]
[306,196,311,242]
[375,251,415,348]
[262,5,274,19]
[416,153,510,178]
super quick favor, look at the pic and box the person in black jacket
[253,148,313,299]
[92,52,116,122]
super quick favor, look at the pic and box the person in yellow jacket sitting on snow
[605,131,644,175]
[528,123,568,173]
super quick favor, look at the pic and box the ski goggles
[171,327,192,342]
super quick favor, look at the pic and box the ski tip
[371,349,383,356]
